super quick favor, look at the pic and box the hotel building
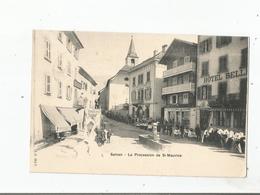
[196,36,248,131]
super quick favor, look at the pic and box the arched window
[131,59,135,65]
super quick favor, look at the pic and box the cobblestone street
[34,116,246,177]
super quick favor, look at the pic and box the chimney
[153,49,158,56]
[162,44,168,53]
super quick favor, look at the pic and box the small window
[184,56,190,63]
[216,36,232,48]
[57,81,62,98]
[218,82,227,100]
[58,54,62,70]
[131,59,135,66]
[131,90,136,101]
[85,82,88,91]
[202,86,207,100]
[138,74,143,85]
[67,62,71,76]
[124,77,129,81]
[240,48,248,68]
[66,37,72,52]
[146,71,150,82]
[66,86,72,100]
[177,75,183,85]
[132,77,136,86]
[145,88,152,100]
[172,60,178,67]
[74,47,79,60]
[45,75,51,95]
[44,39,51,62]
[219,55,228,73]
[183,93,189,104]
[172,95,177,104]
[201,61,209,77]
[199,38,212,54]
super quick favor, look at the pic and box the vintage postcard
[31,30,248,177]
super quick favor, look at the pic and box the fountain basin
[139,134,171,150]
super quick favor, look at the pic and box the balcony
[132,99,144,105]
[208,94,247,108]
[163,62,196,78]
[162,83,195,95]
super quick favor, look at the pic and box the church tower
[125,36,139,66]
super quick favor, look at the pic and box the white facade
[129,50,166,120]
[32,30,83,143]
[196,36,248,131]
[106,70,130,111]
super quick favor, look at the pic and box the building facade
[128,46,167,120]
[196,36,248,131]
[74,66,97,110]
[160,39,197,129]
[32,30,84,144]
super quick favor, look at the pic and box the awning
[40,105,71,132]
[57,107,82,126]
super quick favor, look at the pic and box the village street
[34,116,246,177]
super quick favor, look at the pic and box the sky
[76,31,197,91]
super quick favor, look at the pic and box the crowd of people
[104,111,132,124]
[201,124,246,154]
[103,111,246,154]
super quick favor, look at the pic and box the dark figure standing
[180,125,184,138]
[195,124,201,142]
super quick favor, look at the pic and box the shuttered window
[216,36,232,48]
[240,48,248,68]
[44,39,51,61]
[201,61,209,77]
[199,38,212,54]
[197,87,201,100]
[45,75,51,95]
[57,81,62,98]
[219,55,228,73]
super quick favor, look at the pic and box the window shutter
[208,38,212,51]
[216,37,220,48]
[44,75,47,94]
[207,85,212,99]
[197,87,201,100]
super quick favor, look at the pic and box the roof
[127,36,138,58]
[64,31,84,49]
[105,64,131,87]
[120,65,132,72]
[78,66,97,86]
[159,38,197,65]
[129,51,164,72]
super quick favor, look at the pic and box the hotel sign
[203,68,247,84]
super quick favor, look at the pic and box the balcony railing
[132,99,144,104]
[162,83,195,95]
[163,62,196,78]
[208,94,246,108]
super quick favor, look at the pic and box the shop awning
[40,105,71,132]
[57,107,82,126]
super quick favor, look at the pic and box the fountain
[139,122,171,150]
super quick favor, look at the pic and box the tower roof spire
[127,36,138,58]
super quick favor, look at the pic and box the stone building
[128,45,167,120]
[32,30,84,144]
